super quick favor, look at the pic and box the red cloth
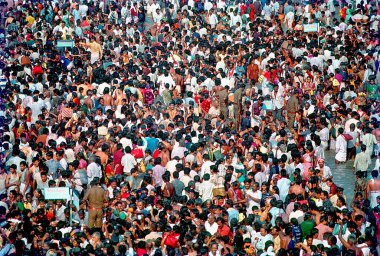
[249,4,255,21]
[201,98,212,114]
[330,184,337,195]
[217,224,233,240]
[113,150,123,175]
[164,232,180,248]
[32,65,43,75]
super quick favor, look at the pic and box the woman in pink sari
[302,145,315,181]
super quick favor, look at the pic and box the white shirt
[205,221,218,235]
[199,180,214,201]
[86,162,102,184]
[277,177,291,201]
[121,153,137,174]
[246,189,262,214]
[200,160,214,177]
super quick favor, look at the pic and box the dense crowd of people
[1,0,380,255]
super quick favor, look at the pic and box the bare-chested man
[103,87,113,110]
[367,170,380,208]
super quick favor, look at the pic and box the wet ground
[325,150,376,206]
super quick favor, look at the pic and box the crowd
[1,0,380,255]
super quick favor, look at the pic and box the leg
[287,114,295,130]
[87,209,96,228]
[94,209,103,228]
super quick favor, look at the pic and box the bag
[131,148,144,158]
[61,107,73,119]
[21,56,31,66]
[342,133,353,141]
[212,187,226,197]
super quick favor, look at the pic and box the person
[285,90,299,130]
[353,144,371,177]
[367,170,380,208]
[335,127,347,164]
[1,0,379,254]
[82,177,106,229]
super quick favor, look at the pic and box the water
[325,150,376,206]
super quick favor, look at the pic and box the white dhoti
[330,139,336,150]
[335,152,347,162]
[91,52,100,64]
[321,141,328,150]
[374,142,380,156]
[370,190,380,208]
[335,136,347,162]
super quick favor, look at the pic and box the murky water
[325,150,376,205]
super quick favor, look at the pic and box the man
[285,90,299,130]
[315,159,332,191]
[82,177,106,229]
[335,127,347,164]
[86,155,102,184]
[272,84,284,121]
[247,58,260,85]
[205,215,218,235]
[199,173,214,202]
[121,146,137,175]
[367,170,380,208]
[277,169,291,201]
[353,145,371,176]
[80,37,102,64]
[215,85,228,118]
[246,181,262,214]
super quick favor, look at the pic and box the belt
[89,206,103,210]
[287,111,296,114]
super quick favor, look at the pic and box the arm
[23,170,31,194]
[82,188,90,202]
[338,221,352,250]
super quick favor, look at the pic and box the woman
[303,76,315,95]
[302,145,315,180]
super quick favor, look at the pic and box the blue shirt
[227,208,239,225]
[146,137,159,153]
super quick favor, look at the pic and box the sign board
[303,23,319,33]
[44,187,71,200]
[57,40,74,48]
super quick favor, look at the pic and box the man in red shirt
[327,178,337,197]
[216,217,233,241]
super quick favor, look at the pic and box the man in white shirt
[272,84,284,121]
[208,9,218,28]
[200,154,214,177]
[86,156,102,184]
[199,174,214,202]
[246,182,262,214]
[205,215,218,235]
[277,169,291,201]
[121,146,137,175]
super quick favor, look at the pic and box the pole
[69,188,73,226]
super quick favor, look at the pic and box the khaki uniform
[286,95,298,129]
[83,185,106,228]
